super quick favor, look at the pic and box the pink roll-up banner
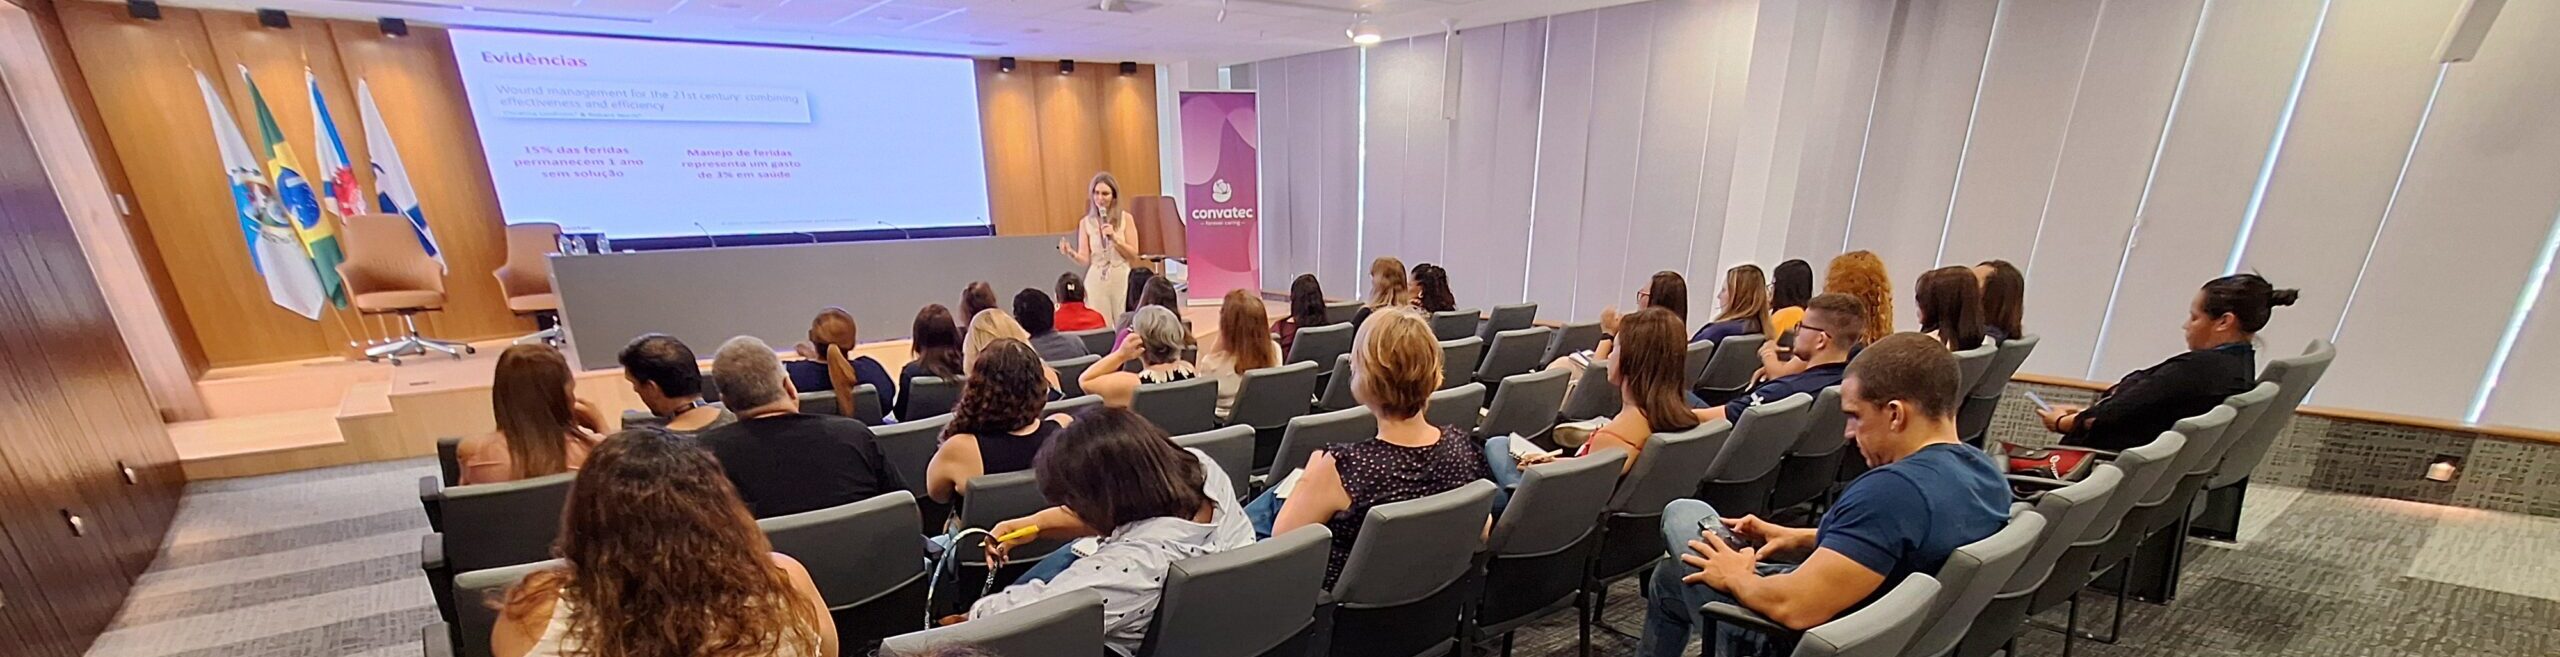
[1178,90,1260,302]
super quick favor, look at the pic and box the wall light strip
[2225,0,2331,275]
[2025,0,2111,279]
[2331,64,2447,350]
[1936,0,2006,268]
[2467,208,2560,423]
[2089,0,2213,379]
[1356,45,1369,285]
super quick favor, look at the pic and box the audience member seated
[1915,266,1989,351]
[617,333,735,436]
[926,339,1073,505]
[1255,307,1492,586]
[1768,259,1815,347]
[1412,262,1457,313]
[1350,256,1412,328]
[1826,251,1894,345]
[492,427,838,657]
[2036,274,2296,452]
[1053,272,1109,332]
[964,310,1064,394]
[1546,270,1690,391]
[959,281,1000,331]
[1114,276,1181,335]
[1274,273,1329,354]
[457,344,607,485]
[1641,334,2006,657]
[972,407,1253,656]
[1696,264,1773,344]
[698,336,906,518]
[1491,307,1698,482]
[1081,306,1198,408]
[788,308,897,419]
[1726,294,1865,421]
[898,305,968,419]
[1973,260,2026,343]
[1201,289,1283,419]
[1014,288,1089,361]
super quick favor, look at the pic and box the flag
[243,64,347,307]
[197,69,325,320]
[309,69,363,229]
[357,79,442,269]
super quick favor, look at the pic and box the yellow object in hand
[994,525,1039,544]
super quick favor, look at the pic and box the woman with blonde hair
[1059,172,1140,316]
[1352,256,1410,328]
[786,308,897,419]
[962,309,1064,392]
[1825,250,1895,343]
[1695,264,1772,344]
[1201,289,1283,418]
[457,344,607,484]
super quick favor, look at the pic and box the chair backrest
[1318,354,1360,411]
[799,390,840,417]
[959,471,1064,563]
[1476,326,1555,383]
[340,213,446,300]
[1048,355,1100,399]
[1478,303,1538,341]
[1606,420,1732,513]
[1137,526,1334,657]
[1288,321,1356,367]
[794,384,882,424]
[1793,574,1941,657]
[1332,480,1499,606]
[1172,425,1255,498]
[757,492,925,620]
[1270,406,1379,478]
[495,222,561,299]
[2169,404,2239,482]
[1438,336,1485,390]
[1065,328,1117,358]
[1044,394,1104,416]
[2205,382,2280,478]
[436,436,464,487]
[1132,376,1221,435]
[2002,465,2122,597]
[2211,339,2333,489]
[1769,387,1849,511]
[1559,359,1620,421]
[1697,334,1768,394]
[1324,300,1364,326]
[439,473,576,573]
[880,588,1104,657]
[1684,339,1717,387]
[1950,343,1998,397]
[1479,366,1572,440]
[1543,320,1606,363]
[1490,450,1626,557]
[1228,361,1322,430]
[904,376,962,420]
[1430,309,1481,341]
[1789,387,1849,461]
[1706,393,1816,484]
[2083,434,2185,546]
[871,413,953,501]
[1425,382,1486,434]
[1904,512,2045,657]
[1970,335,2039,400]
[452,560,560,657]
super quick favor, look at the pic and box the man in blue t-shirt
[1717,294,1864,421]
[1642,333,2011,657]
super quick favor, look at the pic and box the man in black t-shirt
[696,335,906,518]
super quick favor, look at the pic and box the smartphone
[1568,350,1595,368]
[2025,390,2054,413]
[1699,517,1750,550]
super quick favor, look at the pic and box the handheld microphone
[874,220,914,241]
[692,221,721,248]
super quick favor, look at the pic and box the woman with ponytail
[785,308,897,418]
[2040,274,2299,451]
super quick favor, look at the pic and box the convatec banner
[1178,90,1260,302]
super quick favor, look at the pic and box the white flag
[357,79,443,269]
[197,69,325,319]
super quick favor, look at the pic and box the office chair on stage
[495,223,564,346]
[341,214,473,363]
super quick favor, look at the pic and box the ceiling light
[1119,61,1137,76]
[998,56,1017,73]
[1347,14,1382,46]
[126,0,160,20]
[1059,59,1076,75]
[379,17,408,37]
[257,8,290,28]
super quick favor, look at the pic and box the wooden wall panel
[1099,65,1163,204]
[1035,67,1109,236]
[977,59,1052,237]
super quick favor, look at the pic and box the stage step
[169,407,358,480]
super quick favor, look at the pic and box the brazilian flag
[242,65,347,307]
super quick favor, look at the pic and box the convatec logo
[481,52,589,67]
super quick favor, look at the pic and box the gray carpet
[85,459,2558,657]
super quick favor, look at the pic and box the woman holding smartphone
[1059,172,1140,315]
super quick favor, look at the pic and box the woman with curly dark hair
[897,305,967,420]
[492,427,837,657]
[926,339,1074,504]
[1411,263,1457,313]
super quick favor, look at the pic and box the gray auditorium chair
[1684,340,1716,389]
[1467,450,1626,656]
[1066,328,1116,357]
[1318,354,1360,412]
[1475,326,1554,386]
[420,473,575,624]
[1044,393,1104,417]
[759,492,928,653]
[1478,367,1571,441]
[1477,303,1538,343]
[1558,360,1619,422]
[1438,336,1485,391]
[1783,575,1942,657]
[1698,393,1817,519]
[1173,425,1255,501]
[1958,465,2122,657]
[438,559,557,657]
[1227,362,1323,472]
[435,436,464,486]
[1291,322,1356,368]
[796,384,885,425]
[1425,383,1486,435]
[1769,386,1848,513]
[1133,376,1221,435]
[1581,420,1731,648]
[872,412,952,504]
[1950,343,1998,400]
[1542,320,1605,363]
[1957,335,2038,447]
[2021,432,2185,650]
[1431,309,1482,341]
[1048,354,1100,399]
[1325,300,1363,326]
[422,436,464,532]
[2118,403,2238,603]
[1266,406,1379,486]
[1899,512,2045,657]
[903,376,962,421]
[948,471,1065,609]
[2194,339,2333,541]
[1137,526,1334,657]
[1326,481,1500,657]
[1695,334,1768,406]
[881,588,1104,657]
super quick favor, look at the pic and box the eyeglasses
[1795,324,1829,337]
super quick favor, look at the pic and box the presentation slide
[447,29,993,240]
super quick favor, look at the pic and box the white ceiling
[127,0,1649,66]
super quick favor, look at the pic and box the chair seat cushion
[506,293,560,313]
[355,290,446,312]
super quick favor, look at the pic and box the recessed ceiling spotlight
[1347,14,1382,46]
[1059,59,1076,75]
[998,56,1017,73]
[379,17,408,36]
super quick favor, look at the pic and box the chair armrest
[421,533,446,572]
[1701,602,1796,638]
[417,476,444,533]
[2006,474,2074,491]
[422,622,455,657]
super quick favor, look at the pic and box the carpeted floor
[83,458,2558,657]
